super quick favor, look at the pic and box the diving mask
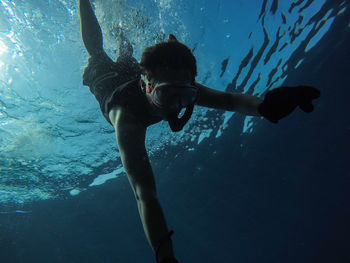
[148,81,199,110]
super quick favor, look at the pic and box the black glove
[258,85,321,123]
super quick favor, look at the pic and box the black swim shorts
[82,52,161,126]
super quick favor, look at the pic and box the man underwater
[79,0,320,262]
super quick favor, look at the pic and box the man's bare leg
[79,0,104,56]
[117,31,133,59]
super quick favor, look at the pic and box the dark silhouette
[78,0,320,262]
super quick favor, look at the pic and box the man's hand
[258,85,321,123]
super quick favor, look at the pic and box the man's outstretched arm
[79,0,104,56]
[109,107,176,263]
[195,82,262,116]
[195,82,320,123]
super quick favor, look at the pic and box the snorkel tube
[145,80,198,132]
[166,33,196,131]
[167,103,195,132]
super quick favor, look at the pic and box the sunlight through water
[0,0,346,205]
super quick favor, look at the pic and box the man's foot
[117,29,133,58]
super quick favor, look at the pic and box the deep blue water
[0,0,349,262]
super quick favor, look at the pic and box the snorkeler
[78,0,320,262]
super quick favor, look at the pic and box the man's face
[146,67,197,119]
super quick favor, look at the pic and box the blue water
[0,0,349,262]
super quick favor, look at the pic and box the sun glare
[0,40,9,56]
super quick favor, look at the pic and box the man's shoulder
[108,105,145,128]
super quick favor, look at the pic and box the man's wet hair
[140,40,197,81]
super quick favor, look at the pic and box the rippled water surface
[1,1,349,263]
[0,0,346,202]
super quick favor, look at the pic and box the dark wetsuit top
[82,51,162,126]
